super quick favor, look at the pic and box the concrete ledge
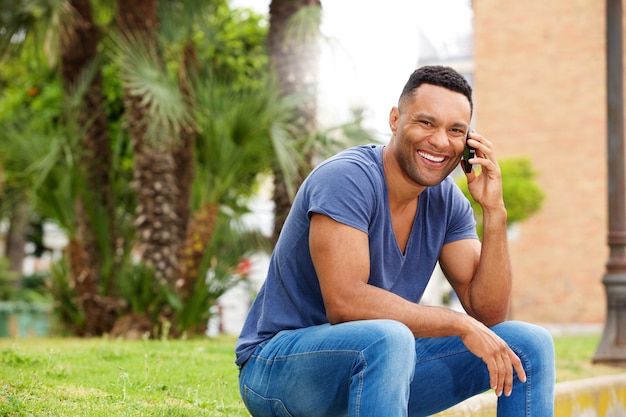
[432,373,626,417]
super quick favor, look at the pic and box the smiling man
[235,65,555,417]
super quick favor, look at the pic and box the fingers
[467,132,494,159]
[485,346,512,397]
[460,319,526,398]
[499,353,513,397]
[512,351,527,384]
[490,348,526,397]
[464,131,505,209]
[477,332,524,397]
[466,133,498,175]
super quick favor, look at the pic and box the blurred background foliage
[456,157,545,238]
[0,0,370,338]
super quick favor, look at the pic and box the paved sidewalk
[540,323,604,337]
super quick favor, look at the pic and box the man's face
[389,83,472,187]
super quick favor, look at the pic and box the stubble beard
[398,150,457,188]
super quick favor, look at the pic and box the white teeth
[418,151,444,162]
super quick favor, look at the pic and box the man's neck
[382,143,426,210]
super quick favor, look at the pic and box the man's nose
[428,129,449,149]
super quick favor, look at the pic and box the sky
[230,0,473,141]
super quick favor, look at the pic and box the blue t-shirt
[235,144,478,367]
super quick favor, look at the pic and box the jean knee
[506,322,553,357]
[351,320,415,386]
[368,319,414,344]
[362,320,415,361]
[494,321,555,378]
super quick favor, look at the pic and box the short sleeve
[443,178,478,244]
[303,154,381,235]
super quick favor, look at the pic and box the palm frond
[0,0,78,66]
[304,112,377,164]
[157,0,222,43]
[0,0,48,60]
[0,63,113,234]
[270,122,302,200]
[284,4,321,45]
[107,30,191,150]
[174,209,266,331]
[192,73,292,206]
[0,116,78,232]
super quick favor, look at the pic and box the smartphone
[463,131,475,173]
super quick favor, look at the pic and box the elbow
[324,298,354,325]
[476,306,509,327]
[326,307,349,325]
[467,290,510,327]
[326,313,344,325]
[482,315,507,328]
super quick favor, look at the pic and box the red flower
[235,258,252,277]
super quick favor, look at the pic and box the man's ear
[389,107,399,134]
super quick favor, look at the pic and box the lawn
[0,335,248,416]
[0,333,623,416]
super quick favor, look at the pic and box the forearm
[327,282,475,338]
[468,206,512,325]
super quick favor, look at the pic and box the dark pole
[593,0,626,366]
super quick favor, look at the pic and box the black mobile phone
[463,132,475,173]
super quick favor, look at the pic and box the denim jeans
[238,320,555,417]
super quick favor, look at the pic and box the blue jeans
[238,320,555,417]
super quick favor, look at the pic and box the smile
[418,151,445,163]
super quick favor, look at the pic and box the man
[236,65,555,416]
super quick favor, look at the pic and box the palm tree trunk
[173,40,211,299]
[268,0,321,240]
[60,0,116,336]
[177,203,219,299]
[5,196,28,285]
[173,41,197,247]
[116,0,182,287]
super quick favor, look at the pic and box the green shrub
[456,157,545,238]
[0,257,17,300]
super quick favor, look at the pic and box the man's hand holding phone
[463,131,476,173]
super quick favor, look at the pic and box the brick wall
[473,0,609,322]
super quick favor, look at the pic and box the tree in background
[456,157,546,238]
[0,0,276,337]
[0,0,120,335]
[0,0,371,337]
[268,0,322,240]
[115,0,183,289]
[60,0,118,335]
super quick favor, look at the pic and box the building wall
[473,0,609,323]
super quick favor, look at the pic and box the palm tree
[3,0,336,336]
[171,74,281,324]
[0,0,117,335]
[112,0,277,334]
[268,0,322,240]
[60,0,118,335]
[115,0,185,289]
[156,0,218,301]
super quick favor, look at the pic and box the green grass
[0,333,623,416]
[0,335,248,416]
[554,333,625,382]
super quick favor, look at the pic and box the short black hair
[399,65,473,114]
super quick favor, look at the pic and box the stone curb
[433,373,626,417]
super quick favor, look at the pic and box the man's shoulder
[299,145,385,213]
[312,144,383,177]
[325,144,382,165]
